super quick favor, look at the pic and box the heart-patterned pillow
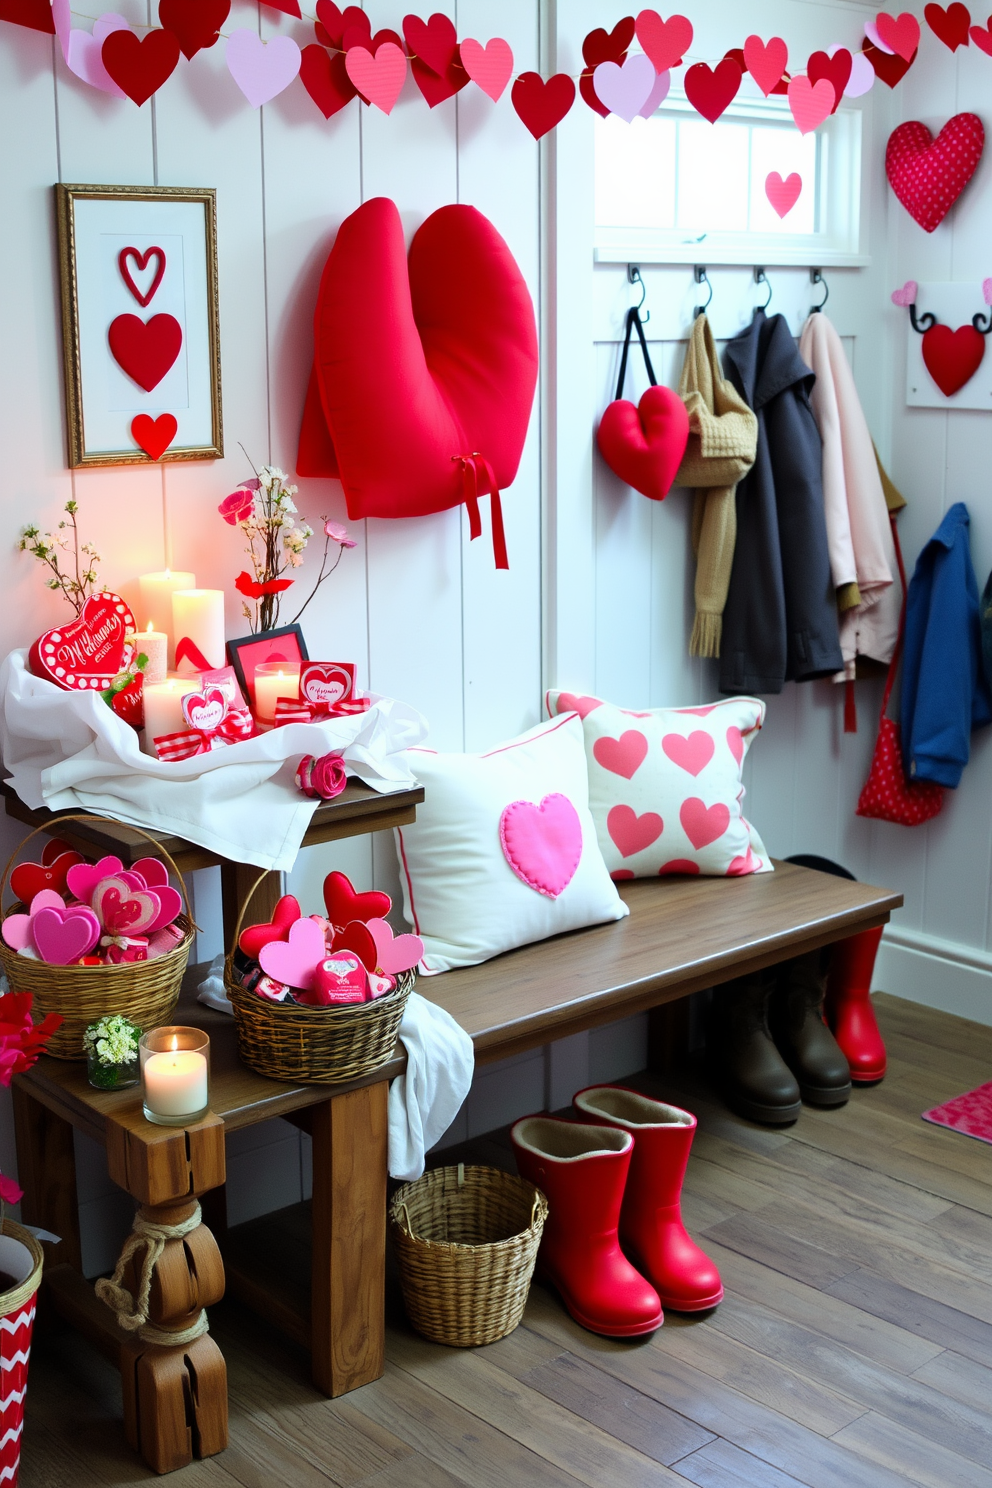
[885,113,984,232]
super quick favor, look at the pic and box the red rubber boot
[825,926,887,1084]
[510,1116,663,1337]
[573,1086,723,1312]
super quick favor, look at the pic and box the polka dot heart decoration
[28,593,137,692]
[885,112,985,232]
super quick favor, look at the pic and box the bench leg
[310,1082,388,1397]
[12,1085,82,1273]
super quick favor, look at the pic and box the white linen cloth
[0,650,427,871]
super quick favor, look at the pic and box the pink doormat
[922,1082,992,1144]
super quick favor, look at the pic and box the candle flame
[146,621,154,633]
[164,569,171,579]
[169,1034,179,1052]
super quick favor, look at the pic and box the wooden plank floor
[20,993,992,1488]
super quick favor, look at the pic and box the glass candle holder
[139,1027,210,1126]
[254,661,301,726]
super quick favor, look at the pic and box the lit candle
[254,662,301,726]
[127,622,168,685]
[140,1027,210,1125]
[138,570,196,667]
[172,589,226,670]
[142,675,200,755]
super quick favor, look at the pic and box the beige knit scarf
[675,314,758,658]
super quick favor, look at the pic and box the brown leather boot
[711,972,802,1125]
[770,952,852,1107]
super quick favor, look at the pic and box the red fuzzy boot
[573,1086,723,1312]
[825,926,887,1083]
[510,1116,663,1337]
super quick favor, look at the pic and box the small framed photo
[226,626,309,709]
[56,183,223,467]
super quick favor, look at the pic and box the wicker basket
[389,1164,548,1347]
[0,815,196,1060]
[224,870,414,1084]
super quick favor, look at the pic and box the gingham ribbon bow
[153,707,254,761]
[273,696,371,725]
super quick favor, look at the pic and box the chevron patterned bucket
[0,1223,43,1487]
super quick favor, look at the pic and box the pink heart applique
[891,280,918,307]
[984,277,992,308]
[132,857,170,888]
[593,730,648,779]
[680,798,731,850]
[607,805,664,858]
[662,731,714,777]
[1,915,32,952]
[259,916,326,991]
[91,877,161,935]
[31,905,101,965]
[658,860,701,875]
[499,794,583,899]
[66,857,125,905]
[555,692,602,719]
[726,726,745,765]
[365,918,424,975]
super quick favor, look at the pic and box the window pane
[675,119,749,233]
[748,126,817,234]
[595,115,676,231]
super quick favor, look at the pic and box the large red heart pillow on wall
[885,113,984,232]
[297,198,538,565]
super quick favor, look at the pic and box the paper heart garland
[402,13,467,108]
[42,838,75,866]
[102,26,181,105]
[593,730,649,779]
[158,0,230,61]
[891,280,918,306]
[239,894,302,958]
[0,0,55,34]
[683,58,741,123]
[29,593,136,692]
[922,323,986,396]
[925,2,973,49]
[634,10,693,72]
[885,114,984,232]
[499,793,583,899]
[972,17,992,52]
[512,71,576,139]
[31,905,101,964]
[118,246,166,308]
[364,918,424,975]
[226,30,302,108]
[345,41,407,114]
[131,413,178,460]
[459,37,513,101]
[808,48,850,111]
[66,12,129,95]
[842,50,876,97]
[300,43,356,116]
[637,68,671,116]
[874,10,922,59]
[259,916,325,990]
[92,877,162,935]
[863,37,917,86]
[593,53,658,121]
[743,35,788,96]
[322,870,392,929]
[597,385,690,502]
[788,75,835,133]
[10,850,83,905]
[765,171,802,218]
[108,313,182,392]
[580,18,634,117]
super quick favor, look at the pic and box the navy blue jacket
[901,502,992,788]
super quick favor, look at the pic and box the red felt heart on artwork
[102,27,181,106]
[131,413,178,461]
[684,58,742,122]
[511,71,576,138]
[323,870,391,930]
[597,385,690,502]
[807,48,850,111]
[10,852,84,906]
[28,593,136,692]
[331,919,378,972]
[158,0,230,60]
[118,246,166,308]
[925,2,972,49]
[922,324,985,396]
[109,313,182,392]
[300,42,357,116]
[0,0,54,33]
[885,113,984,232]
[239,895,302,959]
[862,37,916,87]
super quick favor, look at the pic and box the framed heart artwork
[904,281,992,410]
[55,183,223,466]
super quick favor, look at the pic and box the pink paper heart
[787,75,835,134]
[31,906,101,965]
[66,13,130,96]
[145,884,183,935]
[1,915,31,952]
[66,857,125,905]
[864,19,895,52]
[765,171,802,218]
[743,34,789,96]
[29,890,67,916]
[365,918,424,975]
[984,278,992,308]
[132,857,170,888]
[555,692,602,719]
[662,731,715,776]
[499,793,583,899]
[843,50,875,96]
[638,67,671,117]
[91,877,161,936]
[259,916,326,990]
[607,805,664,858]
[593,730,649,779]
[52,0,71,60]
[874,10,921,60]
[459,36,514,102]
[680,797,731,850]
[344,41,407,114]
[226,28,302,108]
[593,53,657,121]
[891,280,918,306]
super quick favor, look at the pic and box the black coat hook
[693,265,712,318]
[627,264,649,325]
[810,268,829,314]
[908,304,938,333]
[754,267,772,311]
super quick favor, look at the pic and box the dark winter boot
[770,951,852,1107]
[710,972,802,1125]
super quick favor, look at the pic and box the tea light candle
[254,662,301,725]
[172,589,225,670]
[141,675,200,755]
[127,622,168,685]
[138,570,196,666]
[140,1027,210,1126]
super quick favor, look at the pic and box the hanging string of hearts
[7,5,990,136]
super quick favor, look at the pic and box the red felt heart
[42,838,75,867]
[102,27,181,106]
[597,385,690,502]
[10,852,84,906]
[323,869,391,929]
[885,113,984,232]
[511,72,576,138]
[28,592,136,692]
[0,0,55,34]
[684,58,742,122]
[118,246,166,308]
[925,2,972,49]
[314,1,367,47]
[109,313,182,392]
[131,413,178,461]
[922,324,985,396]
[300,42,357,116]
[862,37,916,86]
[157,0,230,60]
[634,11,693,72]
[807,48,850,111]
[239,895,302,958]
[971,16,992,51]
[331,918,378,972]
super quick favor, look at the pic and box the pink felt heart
[891,280,918,306]
[662,731,715,777]
[259,916,326,991]
[459,36,514,102]
[593,52,657,121]
[344,41,407,114]
[680,798,731,850]
[1,915,31,952]
[555,692,602,720]
[727,726,745,765]
[66,857,125,905]
[132,857,170,888]
[145,885,183,935]
[91,877,161,936]
[788,75,835,134]
[66,13,129,96]
[499,794,583,899]
[984,278,992,307]
[31,906,101,964]
[365,918,424,975]
[607,805,664,858]
[765,171,802,218]
[28,891,67,916]
[593,730,649,780]
[226,28,302,107]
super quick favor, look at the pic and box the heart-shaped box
[300,662,356,709]
[28,592,136,692]
[182,685,228,733]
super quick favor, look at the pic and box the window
[594,91,864,267]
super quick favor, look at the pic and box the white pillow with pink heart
[545,692,771,880]
[395,714,628,973]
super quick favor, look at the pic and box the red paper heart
[403,12,457,76]
[807,48,851,111]
[511,72,576,139]
[597,385,690,502]
[582,18,635,68]
[925,2,972,49]
[157,0,230,60]
[684,58,742,122]
[314,1,367,47]
[885,113,984,232]
[343,25,402,53]
[970,16,992,51]
[862,37,916,86]
[131,413,178,460]
[28,593,136,692]
[261,0,301,14]
[922,324,985,396]
[300,43,357,116]
[102,27,181,106]
[323,870,391,929]
[239,894,302,958]
[0,0,55,34]
[634,11,693,72]
[109,313,182,392]
[875,10,921,60]
[410,52,467,108]
[331,918,378,972]
[10,852,84,906]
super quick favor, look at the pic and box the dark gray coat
[719,310,843,695]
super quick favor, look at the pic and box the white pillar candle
[142,1049,208,1117]
[142,675,200,755]
[138,570,196,667]
[254,662,301,725]
[127,623,168,685]
[172,589,226,670]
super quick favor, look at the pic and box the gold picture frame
[56,183,223,467]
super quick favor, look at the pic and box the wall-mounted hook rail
[810,268,829,314]
[627,264,649,324]
[754,267,772,311]
[693,265,712,318]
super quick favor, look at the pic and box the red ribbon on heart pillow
[297,198,538,570]
[885,113,984,232]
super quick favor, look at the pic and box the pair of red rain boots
[511,1085,722,1338]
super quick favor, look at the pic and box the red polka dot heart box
[545,692,771,880]
[28,592,136,691]
[885,113,984,234]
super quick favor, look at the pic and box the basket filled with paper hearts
[224,869,421,1084]
[0,817,195,1060]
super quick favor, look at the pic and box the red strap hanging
[844,679,858,733]
[455,453,509,570]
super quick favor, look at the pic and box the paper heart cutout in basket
[365,918,424,975]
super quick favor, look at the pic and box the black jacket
[719,310,843,695]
